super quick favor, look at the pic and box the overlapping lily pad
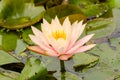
[69,0,109,17]
[85,18,116,39]
[0,67,20,80]
[18,57,47,80]
[73,53,99,71]
[79,43,120,80]
[0,0,45,29]
[0,50,20,66]
[44,4,85,22]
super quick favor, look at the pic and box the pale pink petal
[29,35,47,47]
[43,18,50,26]
[28,46,59,56]
[51,17,61,31]
[28,46,45,54]
[75,34,94,46]
[62,17,72,49]
[31,26,41,37]
[71,21,84,41]
[62,17,71,40]
[48,37,66,55]
[73,44,96,54]
[31,26,49,46]
[67,21,86,50]
[66,34,94,54]
[29,35,58,56]
[54,16,61,26]
[59,54,73,60]
[41,19,52,36]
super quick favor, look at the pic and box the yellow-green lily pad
[18,57,47,80]
[73,53,99,71]
[0,0,45,29]
[0,50,20,66]
[85,18,116,39]
[44,4,84,22]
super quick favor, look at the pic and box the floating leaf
[64,72,82,80]
[73,53,99,71]
[41,56,60,71]
[54,71,83,80]
[44,4,84,22]
[69,0,108,17]
[60,13,86,24]
[0,31,18,51]
[113,8,120,30]
[80,43,120,80]
[0,73,13,80]
[0,0,45,29]
[85,18,115,39]
[46,0,63,8]
[15,39,27,54]
[114,0,120,8]
[0,50,20,66]
[18,57,47,80]
[109,37,120,48]
[0,67,20,80]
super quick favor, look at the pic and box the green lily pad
[80,43,120,80]
[0,0,45,29]
[69,0,108,17]
[113,8,120,30]
[109,37,120,48]
[0,67,20,80]
[15,39,27,55]
[44,4,84,22]
[85,18,116,39]
[64,72,82,80]
[60,13,86,24]
[114,0,120,8]
[41,56,60,71]
[18,57,47,80]
[73,53,99,71]
[0,73,13,80]
[0,31,18,51]
[54,71,83,80]
[46,0,63,8]
[0,50,20,66]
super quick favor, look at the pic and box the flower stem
[60,60,65,80]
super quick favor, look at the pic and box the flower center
[52,30,66,40]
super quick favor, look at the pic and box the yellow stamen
[52,30,66,40]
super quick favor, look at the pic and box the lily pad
[15,39,27,55]
[44,4,84,22]
[0,67,20,80]
[0,31,18,51]
[85,18,116,39]
[0,0,45,29]
[0,73,13,80]
[69,0,109,17]
[73,52,99,71]
[0,50,20,66]
[113,8,120,30]
[114,0,120,8]
[54,71,83,80]
[80,43,120,80]
[60,13,86,24]
[64,72,82,80]
[18,57,47,80]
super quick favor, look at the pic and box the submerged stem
[60,60,65,80]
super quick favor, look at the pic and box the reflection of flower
[28,17,96,60]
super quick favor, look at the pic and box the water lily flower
[28,16,96,60]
